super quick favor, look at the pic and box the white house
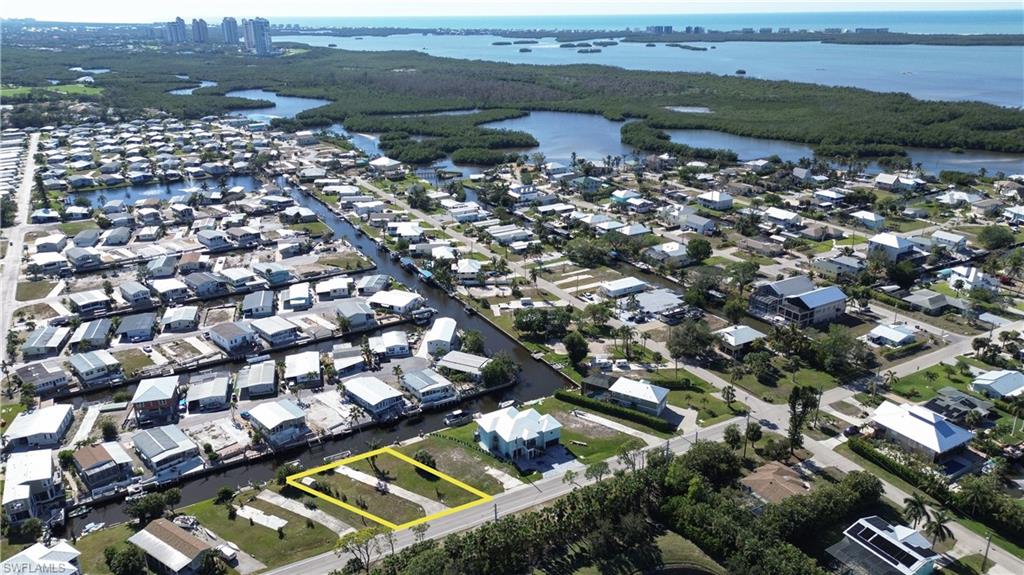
[237,360,277,400]
[68,350,121,385]
[316,276,353,299]
[284,282,313,311]
[251,316,300,346]
[931,230,967,252]
[599,277,649,298]
[947,266,998,294]
[476,407,561,460]
[247,399,307,447]
[850,210,885,230]
[284,350,322,387]
[762,206,801,229]
[367,289,424,315]
[2,450,64,526]
[208,322,255,353]
[424,317,458,355]
[867,324,918,348]
[870,401,973,461]
[401,369,456,407]
[827,516,938,575]
[971,370,1024,399]
[714,325,766,356]
[0,540,81,575]
[697,191,733,211]
[608,377,669,416]
[868,233,915,262]
[2,404,75,449]
[343,376,404,418]
[368,330,410,357]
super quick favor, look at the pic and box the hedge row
[882,340,927,361]
[846,437,951,503]
[554,391,675,434]
[648,377,704,392]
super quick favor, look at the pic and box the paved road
[0,133,38,362]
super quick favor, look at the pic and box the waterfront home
[1003,205,1024,224]
[242,290,275,318]
[252,261,292,285]
[208,322,256,353]
[748,275,847,327]
[714,325,766,357]
[14,360,71,395]
[117,312,158,342]
[355,274,390,295]
[131,376,181,426]
[186,371,231,412]
[132,425,201,472]
[251,315,301,346]
[368,156,403,177]
[761,206,802,229]
[161,306,199,332]
[129,518,213,575]
[0,540,81,575]
[281,205,317,223]
[196,229,231,251]
[947,266,998,294]
[220,267,256,289]
[68,289,111,316]
[401,369,456,407]
[608,377,669,416]
[867,324,918,348]
[20,325,71,358]
[151,278,190,303]
[812,255,865,278]
[30,208,61,224]
[454,258,484,285]
[316,276,353,299]
[1,450,64,526]
[874,173,924,192]
[870,401,973,463]
[227,226,260,246]
[697,191,733,211]
[69,350,122,385]
[424,317,457,355]
[147,255,179,278]
[970,370,1024,399]
[437,350,491,381]
[477,407,561,461]
[368,330,410,357]
[343,376,404,418]
[644,241,690,267]
[178,252,210,274]
[73,441,135,494]
[285,350,323,387]
[2,404,74,449]
[368,289,424,315]
[184,271,228,297]
[931,230,967,252]
[120,281,154,307]
[599,277,649,299]
[247,398,308,447]
[827,516,937,575]
[28,252,70,275]
[237,360,277,400]
[285,282,313,311]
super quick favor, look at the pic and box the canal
[72,182,570,532]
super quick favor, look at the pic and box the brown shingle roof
[73,444,113,470]
[740,461,810,503]
[144,518,211,560]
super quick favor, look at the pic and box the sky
[5,0,1020,23]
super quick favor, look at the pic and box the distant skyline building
[191,18,209,43]
[242,17,273,56]
[164,17,186,44]
[222,17,239,45]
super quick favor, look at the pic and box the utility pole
[742,412,750,458]
[493,503,498,521]
[981,532,992,573]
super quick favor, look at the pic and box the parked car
[843,425,861,437]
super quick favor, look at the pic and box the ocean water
[277,34,1024,107]
[286,10,1024,35]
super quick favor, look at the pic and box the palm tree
[923,509,954,547]
[903,493,929,528]
[392,365,403,381]
[882,370,899,394]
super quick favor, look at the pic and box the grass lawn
[75,523,139,575]
[572,530,726,575]
[1,403,26,428]
[709,358,839,404]
[888,218,931,232]
[288,222,333,237]
[318,253,366,270]
[186,497,337,569]
[308,469,425,525]
[829,400,863,417]
[0,84,104,97]
[542,352,585,384]
[892,364,971,401]
[942,553,993,575]
[112,348,155,377]
[430,424,542,482]
[58,220,99,235]
[533,397,646,463]
[15,280,57,302]
[647,369,748,426]
[395,436,507,494]
[346,451,486,507]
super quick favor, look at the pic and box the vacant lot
[15,281,56,302]
[533,397,646,463]
[346,451,485,507]
[112,348,155,377]
[306,469,425,526]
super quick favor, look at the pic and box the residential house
[20,325,71,358]
[236,360,277,400]
[284,282,313,311]
[68,350,121,385]
[947,266,998,294]
[714,325,766,357]
[867,324,918,348]
[284,351,322,387]
[748,275,847,327]
[599,277,649,299]
[208,322,256,354]
[740,461,810,503]
[424,317,457,355]
[355,274,390,295]
[367,289,424,315]
[644,241,690,267]
[14,361,71,396]
[147,255,179,278]
[368,330,410,357]
[131,376,180,426]
[827,516,937,575]
[161,306,199,332]
[334,298,377,329]
[68,289,111,316]
[971,370,1024,399]
[132,425,201,472]
[813,255,865,278]
[185,372,231,412]
[477,407,561,461]
[931,230,967,252]
[697,191,733,211]
[73,442,135,494]
[401,369,456,407]
[151,278,190,303]
[316,276,353,299]
[34,233,67,253]
[2,404,74,449]
[128,518,213,575]
[607,377,669,416]
[251,316,300,346]
[252,261,292,285]
[247,399,308,447]
[870,401,973,462]
[343,376,404,418]
[1,450,64,526]
[28,252,70,276]
[242,290,275,318]
[923,387,994,426]
[437,351,491,380]
[117,312,158,341]
[0,540,81,575]
[196,229,231,251]
[850,210,885,230]
[120,281,154,307]
[183,272,227,297]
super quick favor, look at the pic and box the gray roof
[70,318,112,344]
[132,376,179,403]
[117,312,157,334]
[787,285,847,309]
[336,298,374,318]
[132,425,195,463]
[402,368,453,394]
[243,290,274,310]
[764,275,817,297]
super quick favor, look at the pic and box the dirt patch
[543,405,620,439]
[203,305,236,326]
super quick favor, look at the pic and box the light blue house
[476,407,561,461]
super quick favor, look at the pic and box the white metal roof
[871,401,973,454]
[610,377,669,404]
[477,407,560,443]
[2,450,55,506]
[971,370,1024,398]
[284,351,322,379]
[425,317,457,344]
[3,404,73,443]
[344,376,403,406]
[248,398,305,430]
[714,325,766,347]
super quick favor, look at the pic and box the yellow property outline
[285,446,493,531]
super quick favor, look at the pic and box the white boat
[443,409,472,427]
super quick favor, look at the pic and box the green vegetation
[58,220,100,235]
[346,451,485,507]
[185,496,338,569]
[3,45,1021,159]
[0,84,104,97]
[1,403,25,428]
[15,280,56,302]
[287,221,332,237]
[112,348,154,377]
[533,397,646,462]
[395,437,507,494]
[892,364,969,401]
[554,390,676,435]
[74,523,136,575]
[572,530,727,575]
[308,469,425,525]
[430,423,542,482]
[647,370,748,426]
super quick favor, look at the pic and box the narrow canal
[71,184,569,532]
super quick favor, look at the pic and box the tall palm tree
[903,493,929,528]
[923,509,954,547]
[882,370,899,394]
